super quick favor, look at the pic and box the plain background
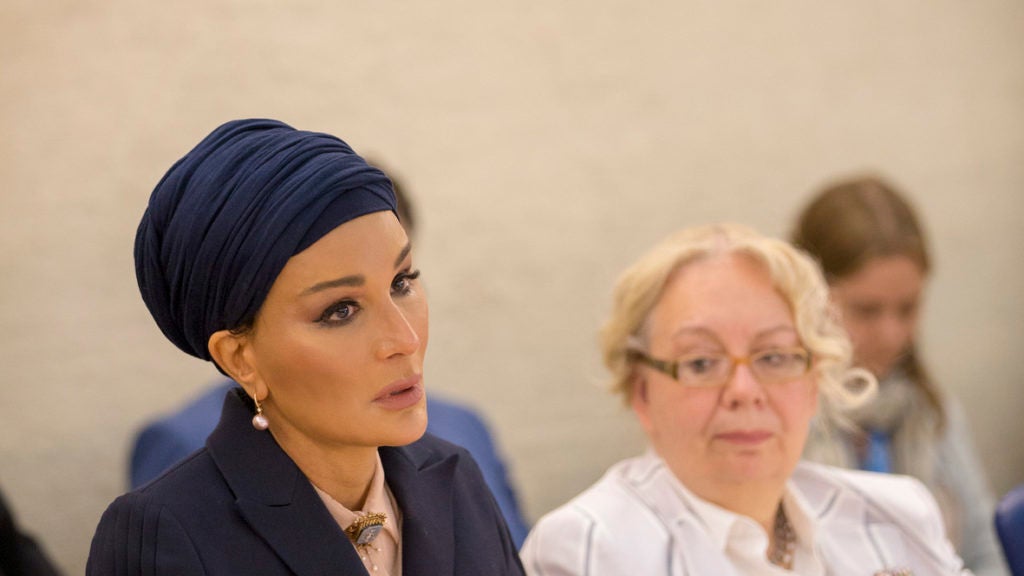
[2,2,1022,573]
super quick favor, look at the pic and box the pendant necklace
[768,503,795,570]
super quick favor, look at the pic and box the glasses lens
[752,349,809,383]
[642,347,810,387]
[677,354,730,386]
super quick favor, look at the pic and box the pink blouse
[313,454,402,575]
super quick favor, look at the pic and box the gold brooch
[345,512,387,546]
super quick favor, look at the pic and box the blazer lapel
[623,456,741,576]
[796,467,914,574]
[815,500,922,574]
[207,389,368,576]
[803,466,957,575]
[381,438,457,576]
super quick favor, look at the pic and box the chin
[716,455,790,485]
[383,409,429,447]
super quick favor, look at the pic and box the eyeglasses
[627,346,812,388]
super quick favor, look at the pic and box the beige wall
[2,2,1022,572]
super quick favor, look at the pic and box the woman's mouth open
[372,375,424,410]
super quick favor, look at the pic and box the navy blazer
[129,381,530,547]
[88,389,524,576]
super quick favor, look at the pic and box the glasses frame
[626,346,813,387]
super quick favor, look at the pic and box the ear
[208,329,267,401]
[630,373,655,435]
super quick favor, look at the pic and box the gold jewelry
[345,512,387,546]
[768,503,796,570]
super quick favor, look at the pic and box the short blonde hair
[601,223,873,416]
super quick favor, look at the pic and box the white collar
[619,451,827,575]
[645,453,819,554]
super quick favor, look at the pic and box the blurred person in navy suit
[0,485,61,576]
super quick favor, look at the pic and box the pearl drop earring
[252,396,269,430]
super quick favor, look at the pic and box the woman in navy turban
[87,119,525,576]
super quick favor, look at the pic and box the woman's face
[242,210,428,450]
[631,254,818,501]
[830,255,925,378]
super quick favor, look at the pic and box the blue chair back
[996,483,1024,576]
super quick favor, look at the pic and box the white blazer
[521,454,970,576]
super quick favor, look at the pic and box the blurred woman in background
[793,175,1007,576]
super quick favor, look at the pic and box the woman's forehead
[272,212,409,294]
[644,257,796,343]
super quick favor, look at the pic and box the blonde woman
[521,224,967,575]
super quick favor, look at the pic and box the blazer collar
[621,453,742,576]
[207,389,362,575]
[626,455,946,575]
[381,439,458,575]
[207,389,460,576]
[791,461,930,574]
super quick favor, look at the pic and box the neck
[269,425,379,511]
[705,484,783,533]
[668,462,785,533]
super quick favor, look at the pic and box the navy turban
[135,118,397,361]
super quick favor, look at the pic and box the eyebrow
[302,274,365,296]
[670,326,718,340]
[301,241,413,296]
[670,324,797,341]
[752,325,798,338]
[394,241,412,268]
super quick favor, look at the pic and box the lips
[715,430,773,445]
[372,375,424,411]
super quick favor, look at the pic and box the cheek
[281,334,338,369]
[843,320,882,364]
[841,316,871,344]
[645,385,717,437]
[774,381,817,430]
[256,328,362,392]
[269,345,368,423]
[896,316,919,343]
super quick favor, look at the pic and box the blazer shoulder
[87,491,205,575]
[523,460,672,575]
[795,462,948,537]
[133,446,225,497]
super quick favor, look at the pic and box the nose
[375,301,421,359]
[719,362,767,409]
